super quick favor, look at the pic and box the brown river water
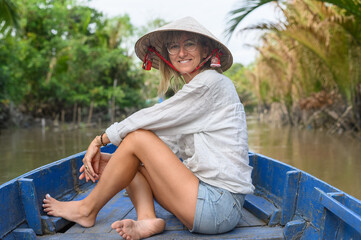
[1,118,360,199]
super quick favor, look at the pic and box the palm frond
[0,0,19,33]
[319,0,361,18]
[224,0,280,40]
[239,22,285,33]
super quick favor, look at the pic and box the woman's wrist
[94,132,109,147]
[101,132,109,146]
[93,136,103,147]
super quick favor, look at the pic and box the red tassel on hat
[143,46,180,72]
[210,50,221,68]
[142,52,152,70]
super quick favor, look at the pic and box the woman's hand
[79,134,110,182]
[79,152,112,182]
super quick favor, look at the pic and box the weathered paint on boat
[0,144,360,239]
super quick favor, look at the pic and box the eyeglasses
[166,39,198,55]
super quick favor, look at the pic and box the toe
[44,194,53,203]
[111,221,122,229]
[43,206,51,212]
[46,210,54,215]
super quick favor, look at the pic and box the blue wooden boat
[1,144,361,239]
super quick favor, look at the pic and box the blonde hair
[157,31,222,96]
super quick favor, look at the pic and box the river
[1,118,360,199]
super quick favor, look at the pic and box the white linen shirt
[106,70,254,194]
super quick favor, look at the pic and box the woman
[43,16,254,239]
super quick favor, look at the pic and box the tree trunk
[352,83,361,131]
[87,101,94,124]
[111,79,118,122]
[73,103,77,124]
[61,109,65,125]
[77,107,81,124]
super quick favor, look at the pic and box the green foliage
[0,0,147,122]
[224,63,257,111]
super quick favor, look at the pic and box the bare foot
[111,218,165,240]
[43,194,96,227]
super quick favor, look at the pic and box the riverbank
[258,99,361,140]
[0,102,135,131]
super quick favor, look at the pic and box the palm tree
[226,0,361,131]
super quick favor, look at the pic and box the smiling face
[167,33,208,83]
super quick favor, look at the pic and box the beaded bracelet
[100,132,107,146]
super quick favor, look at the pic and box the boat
[1,144,361,240]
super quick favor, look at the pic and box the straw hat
[135,16,233,72]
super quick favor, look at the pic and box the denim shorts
[190,181,246,234]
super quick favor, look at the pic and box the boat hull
[1,145,360,239]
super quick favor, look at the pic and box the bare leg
[43,138,139,227]
[125,171,157,220]
[112,171,165,239]
[43,130,198,237]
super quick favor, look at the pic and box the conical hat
[135,17,233,72]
